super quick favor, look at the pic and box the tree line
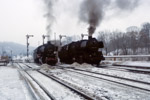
[97,22,150,55]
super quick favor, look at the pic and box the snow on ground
[66,62,150,83]
[92,67,150,83]
[0,64,33,100]
[28,70,85,100]
[102,60,150,67]
[121,61,150,67]
[46,61,150,100]
[48,68,150,100]
[60,62,150,83]
[101,60,122,65]
[17,63,85,100]
[1,61,150,100]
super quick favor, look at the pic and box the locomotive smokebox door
[99,41,104,48]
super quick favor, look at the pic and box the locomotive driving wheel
[76,56,83,64]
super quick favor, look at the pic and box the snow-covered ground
[45,61,150,100]
[48,68,150,100]
[102,61,150,67]
[0,64,34,100]
[120,61,150,67]
[0,61,150,100]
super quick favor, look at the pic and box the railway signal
[26,34,34,57]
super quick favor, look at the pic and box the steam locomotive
[33,41,58,65]
[58,36,105,65]
[33,36,104,66]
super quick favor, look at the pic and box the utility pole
[26,34,33,57]
[10,50,12,60]
[10,50,13,64]
[42,35,49,45]
[54,33,56,45]
[59,35,66,46]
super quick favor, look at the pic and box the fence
[104,55,150,61]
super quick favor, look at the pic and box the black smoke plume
[79,0,110,36]
[79,0,140,36]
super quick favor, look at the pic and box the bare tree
[126,26,140,54]
[97,22,150,55]
[97,31,111,55]
[139,23,150,53]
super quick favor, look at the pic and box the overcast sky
[0,0,150,47]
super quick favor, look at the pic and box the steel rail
[61,67,150,93]
[25,63,96,100]
[17,63,56,100]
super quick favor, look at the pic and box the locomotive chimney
[88,35,92,40]
[47,41,51,44]
[88,25,95,40]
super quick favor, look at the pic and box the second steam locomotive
[33,41,58,65]
[33,36,104,66]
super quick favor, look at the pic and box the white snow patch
[49,68,150,100]
[71,62,93,68]
[0,65,33,100]
[121,61,150,67]
[28,70,85,100]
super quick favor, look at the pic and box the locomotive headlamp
[54,51,57,54]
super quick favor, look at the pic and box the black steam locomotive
[33,36,104,66]
[58,36,105,65]
[33,41,58,65]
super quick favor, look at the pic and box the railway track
[59,64,150,83]
[40,65,150,99]
[59,67,150,93]
[17,63,55,100]
[22,63,150,99]
[100,64,150,74]
[19,63,97,100]
[26,63,150,92]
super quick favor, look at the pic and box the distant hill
[0,42,35,56]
